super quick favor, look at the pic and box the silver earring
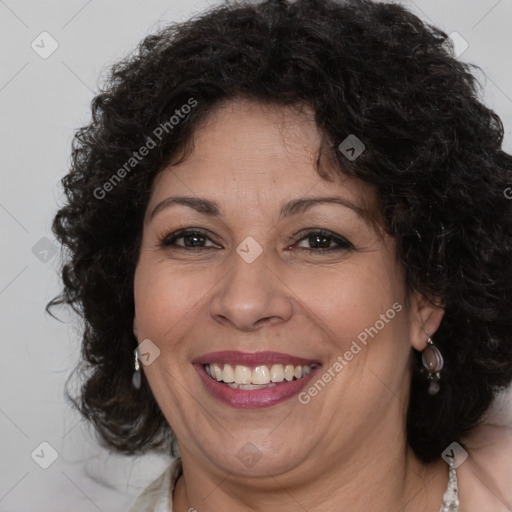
[132,350,141,389]
[421,332,444,395]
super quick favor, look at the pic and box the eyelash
[159,228,353,255]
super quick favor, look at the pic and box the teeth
[213,363,223,381]
[222,364,235,383]
[270,364,284,382]
[205,362,317,385]
[226,383,277,390]
[252,365,270,384]
[284,365,295,381]
[234,365,252,384]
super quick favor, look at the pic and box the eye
[292,229,354,254]
[160,228,220,251]
[159,227,353,255]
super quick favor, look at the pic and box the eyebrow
[148,195,367,223]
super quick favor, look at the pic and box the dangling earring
[132,350,141,389]
[421,332,444,395]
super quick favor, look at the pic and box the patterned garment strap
[439,465,459,512]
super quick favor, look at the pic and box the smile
[193,351,322,408]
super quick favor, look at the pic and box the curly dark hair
[47,0,512,464]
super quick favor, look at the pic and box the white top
[128,457,183,512]
[127,457,459,511]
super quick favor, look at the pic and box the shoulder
[128,457,183,512]
[457,388,512,511]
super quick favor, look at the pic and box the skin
[457,396,512,510]
[133,98,451,512]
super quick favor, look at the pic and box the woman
[48,0,512,510]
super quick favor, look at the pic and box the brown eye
[161,228,220,250]
[294,229,353,254]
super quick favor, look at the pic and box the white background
[1,1,511,510]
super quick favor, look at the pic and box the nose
[209,247,294,332]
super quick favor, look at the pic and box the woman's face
[133,99,443,480]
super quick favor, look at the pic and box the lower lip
[194,364,321,409]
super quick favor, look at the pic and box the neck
[173,441,449,512]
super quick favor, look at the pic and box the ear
[133,316,138,339]
[408,289,445,351]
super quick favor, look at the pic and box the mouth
[192,351,322,408]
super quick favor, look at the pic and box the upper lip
[192,351,321,367]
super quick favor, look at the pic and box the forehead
[149,98,378,219]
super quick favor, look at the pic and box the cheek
[293,260,402,342]
[133,261,207,345]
